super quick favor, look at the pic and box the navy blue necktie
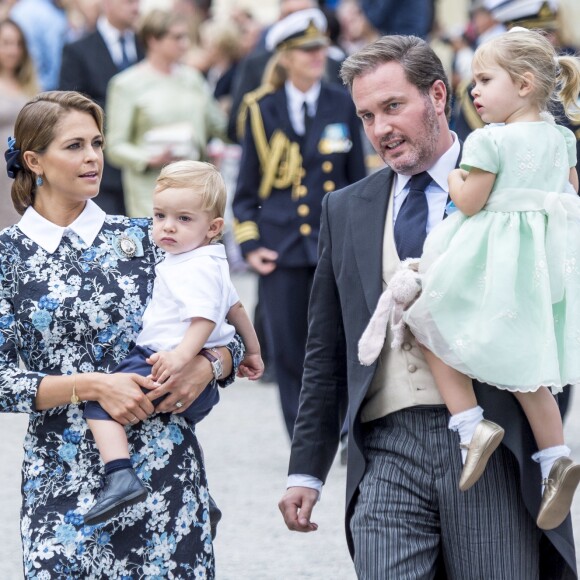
[118,35,131,70]
[394,171,433,260]
[302,101,312,135]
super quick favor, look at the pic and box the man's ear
[430,79,447,115]
[208,217,225,239]
[518,72,535,97]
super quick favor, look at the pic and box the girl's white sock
[448,406,484,463]
[532,445,571,492]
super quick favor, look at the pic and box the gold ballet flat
[459,419,505,492]
[536,457,580,530]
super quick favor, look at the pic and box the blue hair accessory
[5,136,22,179]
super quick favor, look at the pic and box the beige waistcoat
[360,188,444,423]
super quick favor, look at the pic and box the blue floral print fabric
[0,216,243,579]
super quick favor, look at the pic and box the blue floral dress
[0,211,243,579]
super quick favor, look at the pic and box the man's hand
[246,247,278,275]
[278,486,319,532]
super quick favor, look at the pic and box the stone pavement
[0,272,579,578]
[198,381,355,580]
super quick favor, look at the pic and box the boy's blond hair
[155,160,227,220]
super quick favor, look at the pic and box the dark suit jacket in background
[361,0,434,37]
[59,31,145,215]
[289,167,577,579]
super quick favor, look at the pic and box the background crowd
[1,0,580,576]
[0,0,579,217]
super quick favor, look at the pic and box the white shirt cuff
[287,474,323,500]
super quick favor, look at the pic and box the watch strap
[199,348,217,364]
[199,348,222,381]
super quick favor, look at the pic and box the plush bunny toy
[358,258,422,366]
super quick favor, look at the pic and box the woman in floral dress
[0,91,243,578]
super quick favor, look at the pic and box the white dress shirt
[393,132,461,232]
[97,16,138,69]
[285,80,322,136]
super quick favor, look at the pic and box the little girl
[404,28,580,531]
[82,161,263,525]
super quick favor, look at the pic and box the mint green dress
[404,122,580,393]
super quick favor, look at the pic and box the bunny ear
[358,289,394,366]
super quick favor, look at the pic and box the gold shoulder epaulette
[237,84,275,141]
[245,83,275,105]
[238,84,305,200]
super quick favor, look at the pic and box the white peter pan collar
[18,200,107,254]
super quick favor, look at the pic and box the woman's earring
[35,175,43,187]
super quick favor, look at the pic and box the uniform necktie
[394,171,433,260]
[302,101,312,135]
[118,34,131,70]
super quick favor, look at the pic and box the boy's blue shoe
[84,468,148,526]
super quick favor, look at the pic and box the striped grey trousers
[350,406,541,579]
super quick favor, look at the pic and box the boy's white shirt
[137,244,238,352]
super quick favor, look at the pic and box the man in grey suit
[279,35,577,579]
[59,0,142,215]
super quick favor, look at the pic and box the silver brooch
[109,231,144,259]
[118,234,137,257]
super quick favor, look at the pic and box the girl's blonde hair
[473,28,580,123]
[0,19,39,96]
[155,160,227,220]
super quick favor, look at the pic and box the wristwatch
[199,348,223,381]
